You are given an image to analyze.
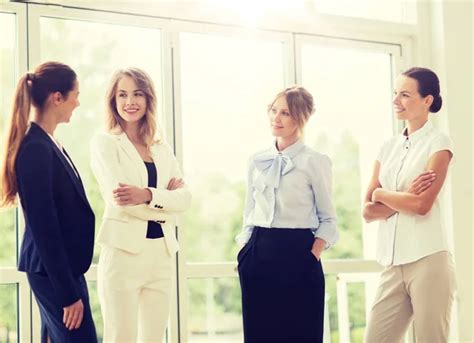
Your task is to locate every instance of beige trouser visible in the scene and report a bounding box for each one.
[365,251,456,343]
[98,238,173,343]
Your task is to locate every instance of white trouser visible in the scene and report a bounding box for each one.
[98,238,173,343]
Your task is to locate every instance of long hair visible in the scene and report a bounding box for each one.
[0,62,77,207]
[104,68,161,147]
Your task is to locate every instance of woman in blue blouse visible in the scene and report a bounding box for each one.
[236,86,339,342]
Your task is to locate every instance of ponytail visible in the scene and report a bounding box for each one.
[0,74,32,207]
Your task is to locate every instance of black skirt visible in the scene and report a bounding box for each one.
[238,227,325,343]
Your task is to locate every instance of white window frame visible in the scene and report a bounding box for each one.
[0,2,424,342]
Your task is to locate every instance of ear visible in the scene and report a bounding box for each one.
[50,91,63,106]
[424,94,434,108]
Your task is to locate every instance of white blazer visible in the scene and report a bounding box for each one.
[90,132,191,255]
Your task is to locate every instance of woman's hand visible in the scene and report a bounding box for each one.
[406,170,436,195]
[113,183,152,205]
[311,238,326,261]
[63,299,84,330]
[167,177,185,190]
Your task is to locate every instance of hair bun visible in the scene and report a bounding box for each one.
[430,95,442,113]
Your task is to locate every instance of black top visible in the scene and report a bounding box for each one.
[144,161,164,239]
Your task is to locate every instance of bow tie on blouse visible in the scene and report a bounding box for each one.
[253,151,295,189]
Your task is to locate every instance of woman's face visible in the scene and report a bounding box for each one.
[57,80,80,124]
[115,76,147,124]
[268,96,299,141]
[392,75,432,121]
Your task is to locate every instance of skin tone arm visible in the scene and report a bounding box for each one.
[113,178,185,206]
[363,161,439,222]
[363,161,398,223]
[372,150,452,215]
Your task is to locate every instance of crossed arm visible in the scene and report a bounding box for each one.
[363,150,452,223]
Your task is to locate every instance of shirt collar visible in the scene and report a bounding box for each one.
[400,121,433,144]
[270,138,306,158]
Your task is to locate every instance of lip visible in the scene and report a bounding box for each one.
[124,108,139,114]
[272,124,283,129]
[394,107,405,112]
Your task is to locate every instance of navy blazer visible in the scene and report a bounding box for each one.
[16,122,95,307]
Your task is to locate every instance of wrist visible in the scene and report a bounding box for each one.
[143,188,152,204]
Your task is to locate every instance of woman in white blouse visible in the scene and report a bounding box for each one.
[236,86,339,342]
[363,67,456,343]
[90,68,191,342]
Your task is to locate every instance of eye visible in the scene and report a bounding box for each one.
[282,111,290,116]
[118,93,126,98]
[271,108,277,114]
[135,92,144,97]
[402,93,410,98]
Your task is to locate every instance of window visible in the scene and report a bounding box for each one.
[297,35,399,338]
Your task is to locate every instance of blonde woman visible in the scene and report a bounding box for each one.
[236,86,339,342]
[90,68,191,342]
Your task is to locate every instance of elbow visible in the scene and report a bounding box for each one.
[362,205,374,223]
[415,202,433,216]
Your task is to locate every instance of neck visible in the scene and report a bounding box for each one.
[276,134,300,151]
[31,110,58,135]
[123,122,142,145]
[405,116,429,136]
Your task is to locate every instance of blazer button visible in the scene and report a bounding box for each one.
[154,205,158,208]
[158,206,163,209]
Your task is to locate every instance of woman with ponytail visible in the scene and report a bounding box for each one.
[363,67,456,342]
[0,62,97,342]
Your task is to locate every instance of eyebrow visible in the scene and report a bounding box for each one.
[117,89,144,93]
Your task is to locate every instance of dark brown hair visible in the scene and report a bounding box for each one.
[0,62,77,206]
[403,67,442,113]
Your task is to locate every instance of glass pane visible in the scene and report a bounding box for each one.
[0,12,18,268]
[187,278,243,342]
[315,0,417,24]
[40,17,163,263]
[0,284,18,342]
[180,32,285,262]
[87,281,103,342]
[301,43,394,260]
[326,273,381,343]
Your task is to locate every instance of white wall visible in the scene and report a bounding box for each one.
[417,0,473,341]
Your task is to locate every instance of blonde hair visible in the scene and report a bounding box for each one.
[269,86,315,132]
[1,62,77,207]
[105,68,161,146]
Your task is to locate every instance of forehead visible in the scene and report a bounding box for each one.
[395,75,419,92]
[117,75,139,90]
[272,95,288,109]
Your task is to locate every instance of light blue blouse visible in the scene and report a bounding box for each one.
[236,139,339,248]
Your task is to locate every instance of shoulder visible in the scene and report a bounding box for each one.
[91,132,119,149]
[300,146,331,167]
[16,138,53,169]
[152,140,173,155]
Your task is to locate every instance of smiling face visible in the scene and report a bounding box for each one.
[268,95,300,141]
[392,75,432,121]
[115,75,147,126]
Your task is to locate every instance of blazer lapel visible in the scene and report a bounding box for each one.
[29,123,91,207]
[115,133,148,187]
[50,143,90,205]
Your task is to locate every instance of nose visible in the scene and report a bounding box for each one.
[392,94,400,105]
[126,95,135,105]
